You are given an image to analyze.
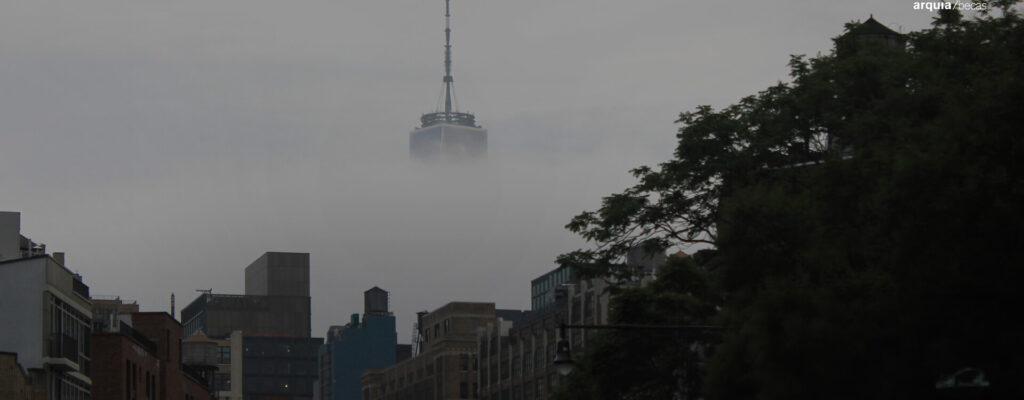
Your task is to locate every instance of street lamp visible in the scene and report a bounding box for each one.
[553,336,575,376]
[553,323,720,376]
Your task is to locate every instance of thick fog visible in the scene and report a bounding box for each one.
[0,0,936,339]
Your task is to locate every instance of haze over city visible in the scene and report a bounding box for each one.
[0,0,938,341]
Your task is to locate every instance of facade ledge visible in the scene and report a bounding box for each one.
[67,370,92,385]
[42,356,78,371]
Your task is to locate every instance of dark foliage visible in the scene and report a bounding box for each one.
[557,6,1024,399]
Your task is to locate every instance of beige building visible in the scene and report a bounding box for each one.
[479,267,612,400]
[362,302,506,400]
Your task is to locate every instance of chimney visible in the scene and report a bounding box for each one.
[53,252,65,265]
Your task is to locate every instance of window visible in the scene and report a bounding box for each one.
[125,360,131,400]
[215,373,231,390]
[585,291,595,319]
[217,346,231,364]
[459,354,468,371]
[434,324,440,338]
[460,382,469,398]
[444,319,451,333]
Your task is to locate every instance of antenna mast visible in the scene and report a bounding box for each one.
[443,0,454,122]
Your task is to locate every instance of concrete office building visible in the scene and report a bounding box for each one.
[181,251,323,399]
[318,287,399,400]
[242,336,323,399]
[0,211,93,400]
[410,0,487,160]
[362,302,518,400]
[181,252,312,338]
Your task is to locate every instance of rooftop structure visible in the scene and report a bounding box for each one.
[318,288,399,400]
[182,252,312,338]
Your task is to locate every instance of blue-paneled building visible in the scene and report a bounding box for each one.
[317,287,399,400]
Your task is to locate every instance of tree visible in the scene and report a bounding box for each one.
[552,251,721,400]
[557,6,1024,399]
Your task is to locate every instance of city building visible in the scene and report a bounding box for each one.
[182,252,312,338]
[0,211,47,262]
[131,312,211,400]
[90,297,215,400]
[318,287,399,400]
[0,211,93,400]
[90,319,162,400]
[241,335,322,399]
[479,266,614,400]
[204,330,243,400]
[0,352,45,400]
[362,302,509,400]
[91,296,140,332]
[409,0,487,160]
[181,251,322,399]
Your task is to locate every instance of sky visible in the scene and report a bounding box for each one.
[1,1,941,340]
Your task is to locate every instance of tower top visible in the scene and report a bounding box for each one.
[420,0,478,128]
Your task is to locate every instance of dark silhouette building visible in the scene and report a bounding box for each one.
[318,287,399,400]
[180,251,322,399]
[181,252,312,338]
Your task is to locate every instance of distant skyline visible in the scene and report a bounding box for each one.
[0,1,942,340]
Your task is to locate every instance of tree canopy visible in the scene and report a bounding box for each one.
[556,6,1023,399]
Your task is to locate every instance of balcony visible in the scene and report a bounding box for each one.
[44,333,79,371]
[72,278,90,298]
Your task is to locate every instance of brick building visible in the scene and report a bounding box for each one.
[90,324,162,400]
[131,312,210,400]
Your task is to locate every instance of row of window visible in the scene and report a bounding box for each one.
[53,373,90,400]
[421,318,452,344]
[481,374,560,400]
[480,346,555,387]
[125,359,156,400]
[50,295,92,366]
[531,268,572,297]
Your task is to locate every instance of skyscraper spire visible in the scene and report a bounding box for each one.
[443,0,454,121]
[410,0,487,160]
